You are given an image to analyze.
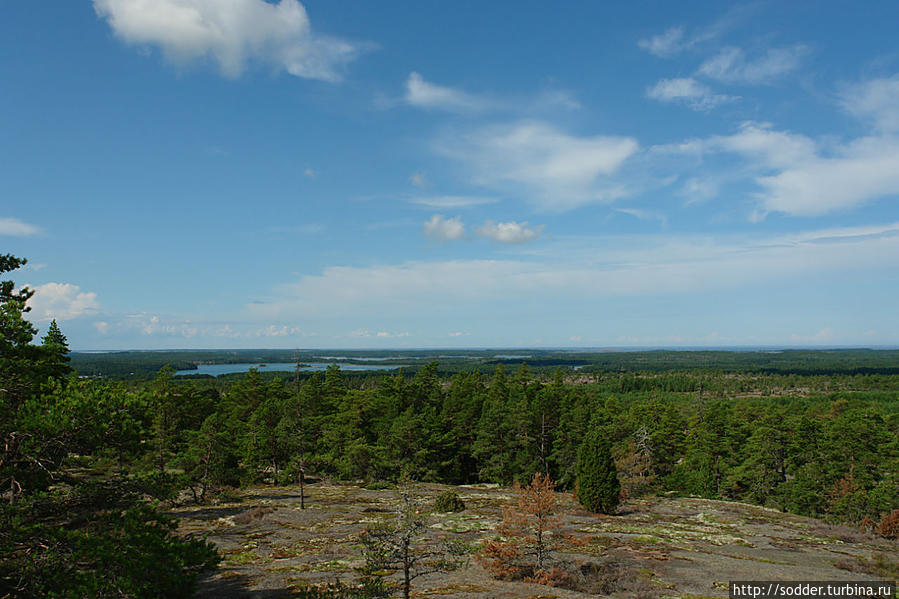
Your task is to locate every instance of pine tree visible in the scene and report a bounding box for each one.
[576,429,620,514]
[361,486,466,599]
[39,319,72,382]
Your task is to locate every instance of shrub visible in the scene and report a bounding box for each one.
[876,508,899,539]
[434,490,465,512]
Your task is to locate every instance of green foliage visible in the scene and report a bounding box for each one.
[39,319,72,382]
[177,411,243,501]
[0,483,219,598]
[576,430,620,514]
[434,490,465,512]
[364,481,395,490]
[0,256,219,598]
[1,255,77,499]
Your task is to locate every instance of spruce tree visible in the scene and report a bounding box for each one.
[576,429,620,514]
[39,319,72,382]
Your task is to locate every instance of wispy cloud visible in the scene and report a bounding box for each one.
[698,45,807,84]
[646,77,736,110]
[376,331,410,338]
[251,223,899,320]
[0,217,41,237]
[405,72,490,112]
[679,178,719,206]
[410,172,427,188]
[614,208,668,226]
[665,120,899,217]
[411,195,497,209]
[754,136,899,218]
[423,214,465,241]
[638,26,688,57]
[840,74,899,133]
[436,121,638,211]
[403,72,579,115]
[101,313,313,340]
[532,89,581,111]
[475,220,544,244]
[93,0,363,81]
[638,6,759,58]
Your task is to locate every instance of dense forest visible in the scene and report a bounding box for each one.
[70,347,899,379]
[2,254,898,597]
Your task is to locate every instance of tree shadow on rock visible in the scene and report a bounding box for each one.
[195,572,292,599]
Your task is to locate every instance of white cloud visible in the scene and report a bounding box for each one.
[411,195,497,209]
[718,75,899,216]
[405,72,488,112]
[257,324,302,337]
[646,77,735,110]
[437,121,638,211]
[402,73,579,115]
[679,178,718,206]
[0,217,41,237]
[638,27,687,57]
[423,214,465,241]
[304,168,317,178]
[668,122,899,217]
[102,314,311,340]
[698,45,806,84]
[93,0,361,81]
[448,331,470,337]
[475,220,544,244]
[755,136,899,217]
[708,122,817,168]
[249,222,899,320]
[840,75,899,133]
[376,331,410,338]
[26,283,100,321]
[134,314,198,338]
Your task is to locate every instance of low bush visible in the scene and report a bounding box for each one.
[364,481,394,491]
[876,508,899,539]
[434,490,465,512]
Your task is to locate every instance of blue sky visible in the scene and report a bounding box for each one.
[2,1,899,349]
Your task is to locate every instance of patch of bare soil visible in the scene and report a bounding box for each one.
[175,483,897,598]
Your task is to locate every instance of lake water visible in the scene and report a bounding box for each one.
[175,362,403,376]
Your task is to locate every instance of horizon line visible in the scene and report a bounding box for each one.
[71,345,899,353]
